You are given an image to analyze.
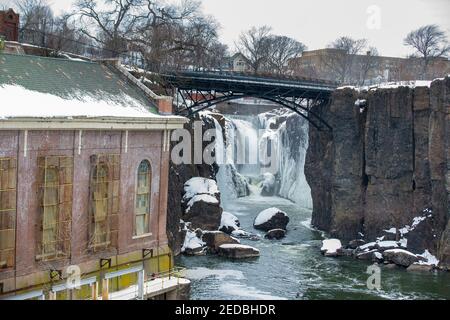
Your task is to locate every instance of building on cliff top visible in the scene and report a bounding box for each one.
[289,48,450,85]
[0,9,19,42]
[0,52,190,300]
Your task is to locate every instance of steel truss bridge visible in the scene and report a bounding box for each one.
[156,71,338,131]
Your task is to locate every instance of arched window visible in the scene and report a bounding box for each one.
[90,162,110,247]
[135,160,151,236]
[37,156,72,260]
[88,154,120,250]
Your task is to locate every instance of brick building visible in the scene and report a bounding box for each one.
[0,52,189,300]
[0,9,19,42]
[289,48,450,85]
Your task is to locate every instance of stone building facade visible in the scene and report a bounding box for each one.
[289,48,450,85]
[0,9,19,42]
[0,52,188,299]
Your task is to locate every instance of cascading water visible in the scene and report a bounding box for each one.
[215,109,312,209]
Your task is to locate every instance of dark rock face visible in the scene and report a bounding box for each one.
[183,199,223,231]
[167,115,218,256]
[264,229,286,240]
[306,77,450,268]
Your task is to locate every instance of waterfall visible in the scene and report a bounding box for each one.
[200,109,312,209]
[200,112,250,202]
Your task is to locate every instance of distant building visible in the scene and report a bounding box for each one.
[289,48,450,84]
[230,52,251,73]
[0,9,19,42]
[0,51,190,300]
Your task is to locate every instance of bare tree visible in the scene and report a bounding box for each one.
[404,24,450,79]
[15,0,54,47]
[74,0,148,57]
[323,36,368,84]
[358,46,380,85]
[236,25,272,74]
[267,35,306,75]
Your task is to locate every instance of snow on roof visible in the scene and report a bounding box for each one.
[0,53,186,123]
[0,84,165,119]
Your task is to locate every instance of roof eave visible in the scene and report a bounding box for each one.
[0,116,189,130]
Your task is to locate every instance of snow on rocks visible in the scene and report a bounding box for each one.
[219,212,241,234]
[217,244,260,259]
[321,239,342,257]
[183,177,220,203]
[181,229,206,256]
[383,249,419,267]
[254,207,289,231]
[182,178,222,230]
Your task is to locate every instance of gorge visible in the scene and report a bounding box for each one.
[167,77,450,300]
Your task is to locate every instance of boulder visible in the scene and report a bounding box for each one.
[321,239,342,257]
[182,178,223,230]
[265,229,286,240]
[219,212,240,234]
[260,173,277,196]
[217,244,260,259]
[383,249,419,267]
[183,197,223,231]
[202,231,239,253]
[406,264,434,273]
[254,208,289,231]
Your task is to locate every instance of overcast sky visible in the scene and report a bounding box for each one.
[2,0,449,57]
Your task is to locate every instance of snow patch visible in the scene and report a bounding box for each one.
[321,239,342,255]
[416,250,439,266]
[181,230,205,253]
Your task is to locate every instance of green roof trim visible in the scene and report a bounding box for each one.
[0,53,158,114]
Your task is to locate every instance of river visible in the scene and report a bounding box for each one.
[177,111,449,300]
[177,187,450,300]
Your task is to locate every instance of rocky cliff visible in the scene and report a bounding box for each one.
[306,76,450,269]
[167,114,218,256]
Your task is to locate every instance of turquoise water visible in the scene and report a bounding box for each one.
[177,193,450,300]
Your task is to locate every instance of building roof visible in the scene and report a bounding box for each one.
[0,53,187,129]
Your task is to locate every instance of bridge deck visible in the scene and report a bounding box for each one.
[159,71,337,99]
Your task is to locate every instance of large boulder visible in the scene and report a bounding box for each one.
[182,178,222,230]
[254,207,289,231]
[217,244,260,259]
[265,229,286,240]
[219,212,240,234]
[383,249,419,267]
[320,239,342,257]
[202,231,239,253]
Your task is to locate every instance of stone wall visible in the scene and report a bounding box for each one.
[306,76,450,268]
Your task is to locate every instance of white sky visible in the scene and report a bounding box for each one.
[2,0,449,58]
